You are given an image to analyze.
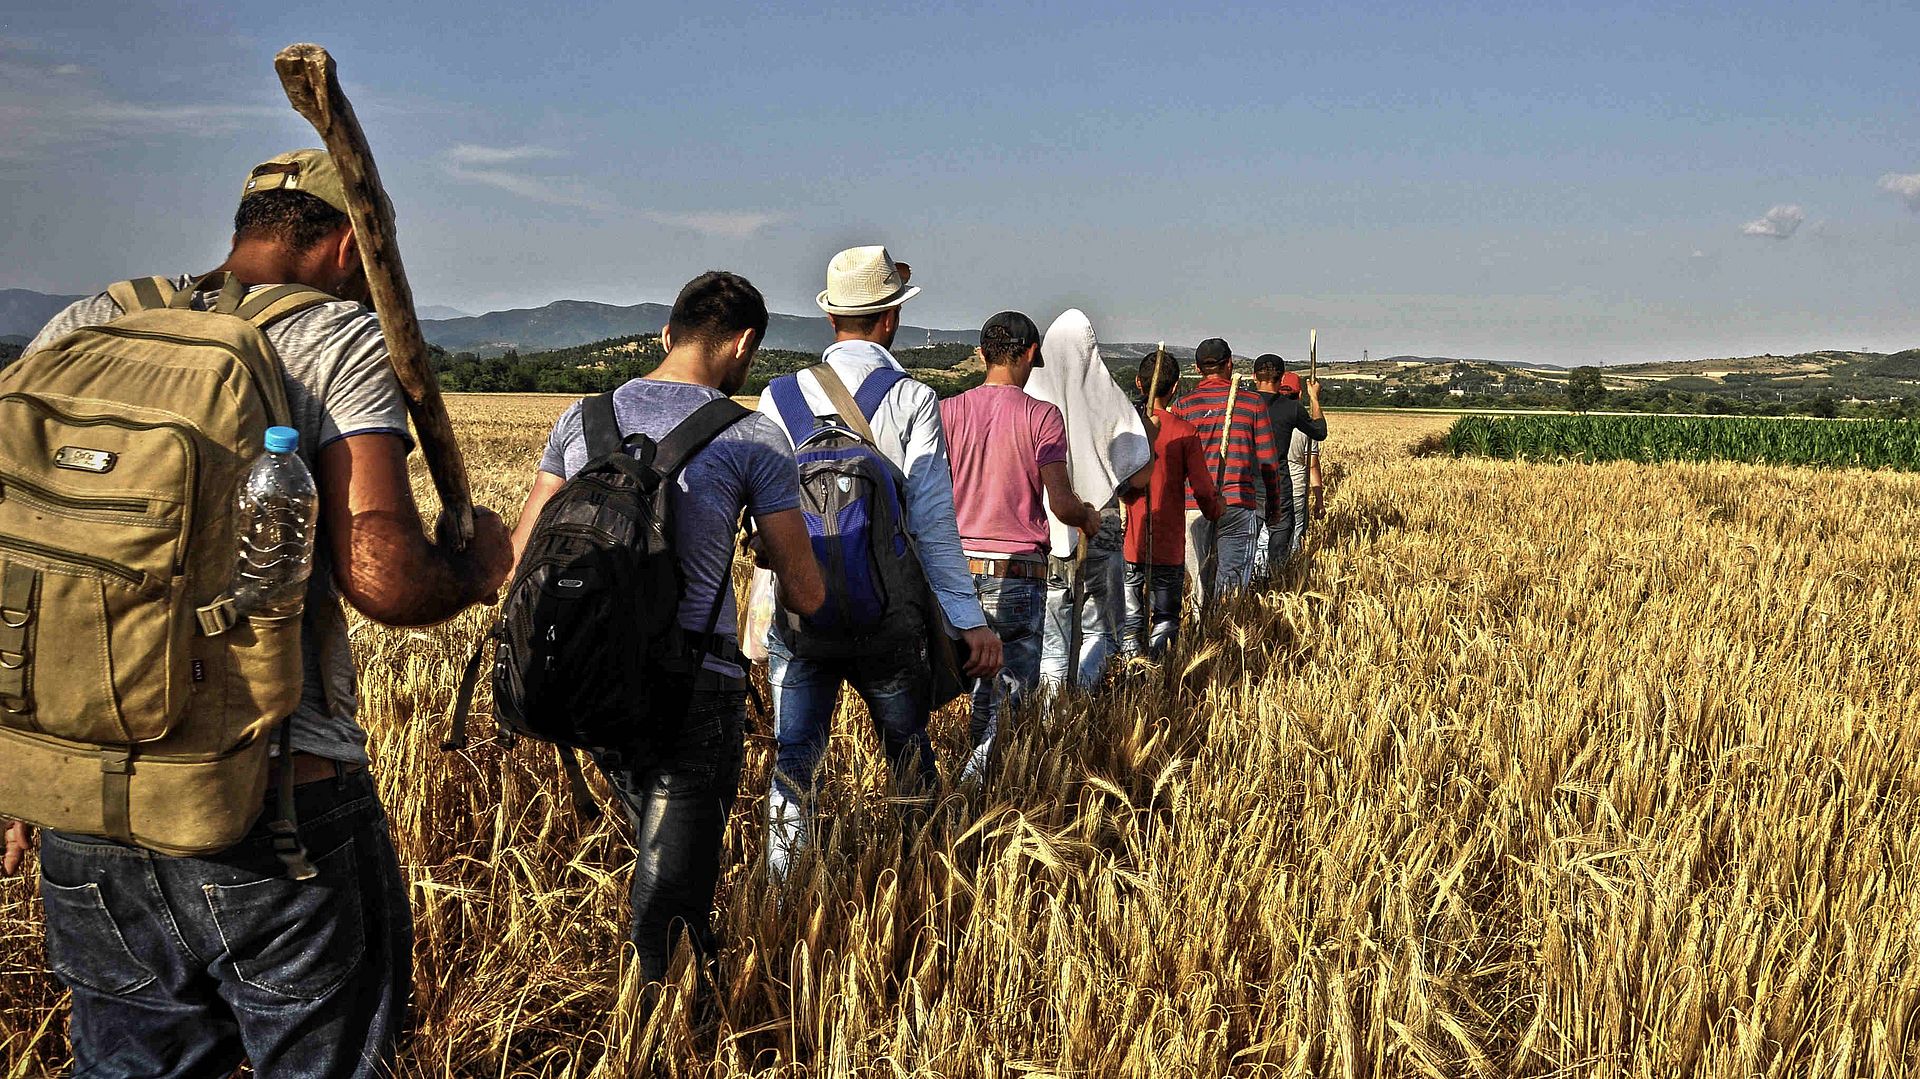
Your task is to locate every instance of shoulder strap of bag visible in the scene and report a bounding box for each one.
[653,397,751,477]
[106,277,179,314]
[235,284,338,329]
[853,366,908,420]
[767,373,818,443]
[810,362,881,446]
[582,391,623,459]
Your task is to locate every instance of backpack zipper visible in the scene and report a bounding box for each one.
[0,535,148,589]
[0,470,154,516]
[1,394,197,575]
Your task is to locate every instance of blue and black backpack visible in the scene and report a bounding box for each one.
[767,362,929,658]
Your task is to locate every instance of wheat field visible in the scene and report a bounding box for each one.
[3,401,1917,1077]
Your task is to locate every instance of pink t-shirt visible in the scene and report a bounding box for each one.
[940,383,1069,555]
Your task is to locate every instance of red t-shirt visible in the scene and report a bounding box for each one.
[940,383,1068,555]
[1123,409,1222,565]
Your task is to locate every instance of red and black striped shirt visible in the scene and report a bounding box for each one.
[1169,375,1282,512]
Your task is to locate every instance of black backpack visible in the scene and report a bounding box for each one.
[448,392,748,815]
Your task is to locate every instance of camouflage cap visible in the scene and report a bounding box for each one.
[240,149,350,216]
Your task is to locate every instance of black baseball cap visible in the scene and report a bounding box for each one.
[1195,338,1232,366]
[1252,353,1285,377]
[981,311,1042,364]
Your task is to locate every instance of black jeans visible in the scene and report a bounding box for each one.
[38,769,410,1079]
[591,674,747,983]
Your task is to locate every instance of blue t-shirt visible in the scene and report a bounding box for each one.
[538,379,800,664]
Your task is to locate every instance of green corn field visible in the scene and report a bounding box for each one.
[1442,414,1920,470]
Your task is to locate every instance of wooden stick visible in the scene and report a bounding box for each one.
[1310,328,1318,382]
[274,43,475,545]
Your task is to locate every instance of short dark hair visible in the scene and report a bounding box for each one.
[1137,350,1181,397]
[233,190,349,251]
[828,310,887,336]
[980,311,1040,365]
[668,271,768,347]
[1253,354,1285,378]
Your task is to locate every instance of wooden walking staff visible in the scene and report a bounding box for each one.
[274,43,476,545]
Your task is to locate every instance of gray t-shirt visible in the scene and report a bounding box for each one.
[538,379,800,674]
[20,276,413,764]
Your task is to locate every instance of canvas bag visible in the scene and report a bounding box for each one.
[0,273,332,860]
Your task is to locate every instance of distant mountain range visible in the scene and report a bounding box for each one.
[1,288,1913,403]
[422,299,977,356]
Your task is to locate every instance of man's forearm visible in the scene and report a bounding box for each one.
[338,511,490,627]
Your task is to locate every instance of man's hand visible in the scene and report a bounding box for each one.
[959,626,1003,678]
[1078,502,1101,542]
[1305,378,1323,416]
[1312,487,1326,520]
[460,506,514,604]
[3,820,33,875]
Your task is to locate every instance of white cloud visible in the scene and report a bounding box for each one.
[0,44,276,160]
[1879,172,1920,212]
[640,210,781,239]
[445,143,563,166]
[442,163,611,210]
[438,147,777,236]
[1740,204,1805,239]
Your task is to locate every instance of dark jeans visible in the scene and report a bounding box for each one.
[591,674,747,984]
[39,769,410,1079]
[967,573,1046,760]
[1122,563,1186,659]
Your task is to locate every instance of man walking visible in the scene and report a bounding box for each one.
[1122,352,1223,658]
[941,312,1101,776]
[1170,339,1284,612]
[1,149,514,1076]
[511,271,824,982]
[755,247,1001,875]
[1251,355,1327,576]
[1281,373,1326,557]
[1026,310,1151,692]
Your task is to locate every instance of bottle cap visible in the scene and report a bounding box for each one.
[264,426,300,454]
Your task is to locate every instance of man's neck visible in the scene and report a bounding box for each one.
[982,366,1021,387]
[644,349,721,389]
[834,332,891,348]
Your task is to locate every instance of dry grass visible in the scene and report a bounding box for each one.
[4,402,1917,1077]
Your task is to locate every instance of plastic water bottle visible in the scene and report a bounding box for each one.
[229,426,318,618]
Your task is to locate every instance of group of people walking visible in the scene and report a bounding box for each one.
[0,148,1325,1076]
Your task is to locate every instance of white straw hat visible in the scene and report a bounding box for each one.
[816,245,922,316]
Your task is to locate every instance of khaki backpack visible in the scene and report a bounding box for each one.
[0,272,336,863]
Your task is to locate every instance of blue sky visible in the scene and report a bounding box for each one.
[3,0,1917,363]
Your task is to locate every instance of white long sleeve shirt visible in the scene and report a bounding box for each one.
[757,339,988,632]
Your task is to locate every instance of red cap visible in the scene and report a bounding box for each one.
[1278,372,1303,398]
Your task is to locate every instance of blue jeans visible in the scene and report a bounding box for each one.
[765,621,932,875]
[1040,510,1125,690]
[1184,505,1262,613]
[591,675,746,983]
[968,573,1046,755]
[1122,563,1186,659]
[39,769,410,1078]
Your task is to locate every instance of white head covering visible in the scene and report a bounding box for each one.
[1026,309,1152,558]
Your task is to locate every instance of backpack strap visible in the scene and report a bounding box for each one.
[767,373,818,444]
[853,366,909,421]
[235,284,338,329]
[652,397,751,477]
[810,363,881,446]
[106,277,178,314]
[582,391,624,460]
[167,272,247,315]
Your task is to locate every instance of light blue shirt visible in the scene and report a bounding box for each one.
[756,339,988,632]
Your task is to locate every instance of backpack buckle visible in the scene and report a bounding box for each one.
[196,597,239,637]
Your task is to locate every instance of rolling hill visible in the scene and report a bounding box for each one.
[422,299,976,356]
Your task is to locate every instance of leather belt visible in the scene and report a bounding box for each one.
[289,752,368,787]
[968,557,1047,580]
